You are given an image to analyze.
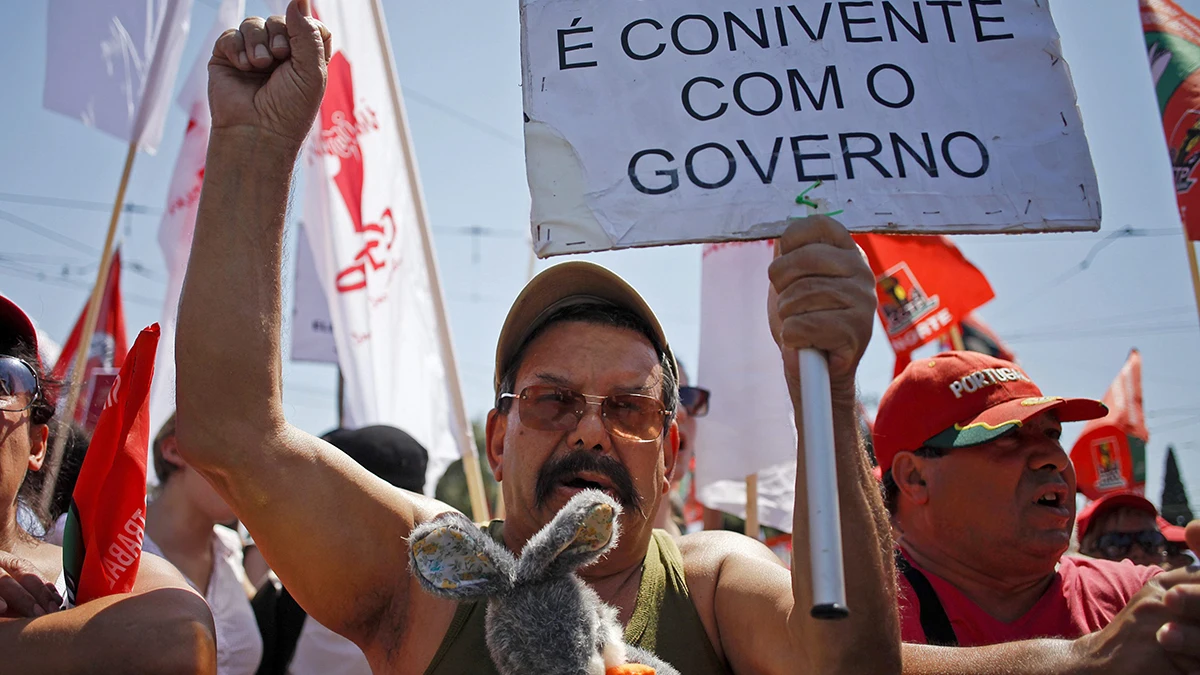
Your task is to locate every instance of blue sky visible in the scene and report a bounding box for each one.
[2,0,1199,509]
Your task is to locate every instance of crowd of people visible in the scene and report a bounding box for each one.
[2,1,1200,673]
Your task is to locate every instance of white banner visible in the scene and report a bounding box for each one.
[521,0,1100,256]
[694,240,797,532]
[290,226,338,364]
[148,0,243,461]
[44,0,193,154]
[303,0,472,495]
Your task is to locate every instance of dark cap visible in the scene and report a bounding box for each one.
[0,294,38,353]
[493,261,676,394]
[322,425,429,493]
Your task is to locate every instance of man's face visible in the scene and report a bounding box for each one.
[910,411,1074,574]
[487,321,677,533]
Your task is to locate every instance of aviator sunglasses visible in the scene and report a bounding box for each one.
[499,385,669,442]
[0,355,40,414]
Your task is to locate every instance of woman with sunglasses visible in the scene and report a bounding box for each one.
[0,294,217,673]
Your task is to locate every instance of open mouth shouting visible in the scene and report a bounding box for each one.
[1030,482,1071,520]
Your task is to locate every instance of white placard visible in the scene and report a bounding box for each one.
[521,0,1100,256]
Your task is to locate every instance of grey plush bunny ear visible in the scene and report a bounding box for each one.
[409,511,516,601]
[516,489,622,584]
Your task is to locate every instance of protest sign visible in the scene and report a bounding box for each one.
[521,0,1100,255]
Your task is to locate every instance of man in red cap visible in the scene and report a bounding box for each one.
[1076,491,1170,568]
[875,351,1200,671]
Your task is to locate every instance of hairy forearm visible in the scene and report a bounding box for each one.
[903,640,1085,675]
[788,393,900,673]
[176,129,299,465]
[0,589,216,674]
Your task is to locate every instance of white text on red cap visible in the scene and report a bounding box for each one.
[949,368,1030,399]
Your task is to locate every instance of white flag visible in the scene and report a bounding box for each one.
[303,0,473,495]
[290,227,339,365]
[694,241,797,532]
[147,0,243,459]
[44,0,193,154]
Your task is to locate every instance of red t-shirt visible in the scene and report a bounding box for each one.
[898,550,1162,646]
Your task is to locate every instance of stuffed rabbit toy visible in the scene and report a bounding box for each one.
[409,489,680,675]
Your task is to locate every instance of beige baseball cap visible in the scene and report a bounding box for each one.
[493,261,677,395]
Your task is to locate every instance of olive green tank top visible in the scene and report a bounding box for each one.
[423,524,730,675]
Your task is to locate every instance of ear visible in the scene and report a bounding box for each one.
[160,435,188,473]
[891,452,930,508]
[662,420,680,495]
[516,489,620,583]
[27,424,48,472]
[408,511,516,601]
[485,408,506,482]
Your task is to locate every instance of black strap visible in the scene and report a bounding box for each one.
[252,580,310,675]
[896,552,959,647]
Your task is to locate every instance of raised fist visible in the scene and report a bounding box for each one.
[209,0,332,146]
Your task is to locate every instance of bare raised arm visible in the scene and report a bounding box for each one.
[175,0,445,645]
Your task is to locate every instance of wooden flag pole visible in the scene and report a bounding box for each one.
[948,325,966,351]
[369,0,489,522]
[1186,240,1200,325]
[744,473,759,538]
[41,140,137,514]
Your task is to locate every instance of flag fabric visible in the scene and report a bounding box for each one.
[301,1,472,494]
[53,251,129,432]
[147,0,244,453]
[289,228,339,364]
[940,312,1017,362]
[694,241,797,532]
[62,325,159,606]
[1142,0,1200,241]
[43,0,194,154]
[1070,350,1149,501]
[852,234,995,375]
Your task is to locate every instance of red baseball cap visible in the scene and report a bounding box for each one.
[0,293,37,352]
[1075,491,1158,540]
[873,352,1107,473]
[1158,516,1189,544]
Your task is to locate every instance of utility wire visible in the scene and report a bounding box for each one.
[0,209,102,255]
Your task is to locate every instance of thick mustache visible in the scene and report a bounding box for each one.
[535,451,641,512]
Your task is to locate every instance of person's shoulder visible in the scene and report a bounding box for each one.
[1059,554,1162,597]
[678,530,787,577]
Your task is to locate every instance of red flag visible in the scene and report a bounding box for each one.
[61,325,159,605]
[1142,0,1200,241]
[852,234,994,375]
[940,312,1017,362]
[53,250,128,431]
[1070,350,1149,501]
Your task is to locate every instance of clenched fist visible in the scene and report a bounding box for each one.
[209,0,332,146]
[767,216,876,402]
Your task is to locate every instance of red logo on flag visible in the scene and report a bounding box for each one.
[876,262,939,337]
[1167,109,1200,194]
[315,51,396,295]
[1091,436,1128,492]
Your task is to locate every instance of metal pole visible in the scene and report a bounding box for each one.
[798,349,849,619]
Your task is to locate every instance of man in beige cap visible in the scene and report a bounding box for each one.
[175,3,898,673]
